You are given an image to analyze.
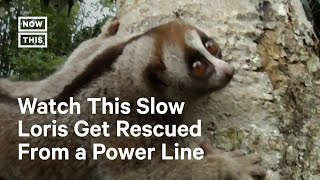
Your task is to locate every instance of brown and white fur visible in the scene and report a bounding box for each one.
[0,19,266,180]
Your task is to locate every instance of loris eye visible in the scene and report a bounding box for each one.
[205,40,218,55]
[192,61,207,76]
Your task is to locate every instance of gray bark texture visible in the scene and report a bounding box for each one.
[115,0,320,179]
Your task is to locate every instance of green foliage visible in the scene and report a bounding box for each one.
[72,16,110,48]
[72,0,115,48]
[0,0,114,80]
[10,49,65,80]
[99,0,115,8]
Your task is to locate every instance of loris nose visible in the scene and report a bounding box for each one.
[225,66,234,81]
[206,55,234,82]
[215,60,234,81]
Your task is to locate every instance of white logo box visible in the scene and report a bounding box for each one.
[18,33,47,48]
[18,16,47,32]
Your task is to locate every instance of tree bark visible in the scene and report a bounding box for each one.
[115,0,320,179]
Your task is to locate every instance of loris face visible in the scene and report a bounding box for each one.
[144,21,234,99]
[0,20,233,103]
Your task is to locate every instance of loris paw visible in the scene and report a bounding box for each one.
[200,141,266,180]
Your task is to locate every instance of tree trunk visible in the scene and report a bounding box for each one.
[115,0,320,179]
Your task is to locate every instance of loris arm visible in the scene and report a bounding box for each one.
[0,17,120,101]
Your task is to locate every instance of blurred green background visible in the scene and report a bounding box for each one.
[0,0,115,80]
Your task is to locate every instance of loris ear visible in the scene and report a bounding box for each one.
[144,60,170,93]
[99,17,120,38]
